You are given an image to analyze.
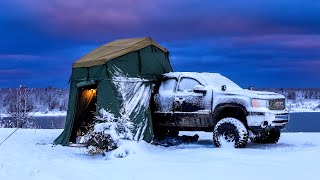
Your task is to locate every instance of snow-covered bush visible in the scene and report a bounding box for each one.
[82,109,133,156]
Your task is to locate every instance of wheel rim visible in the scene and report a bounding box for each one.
[223,129,236,142]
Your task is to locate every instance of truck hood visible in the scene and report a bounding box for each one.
[220,89,285,99]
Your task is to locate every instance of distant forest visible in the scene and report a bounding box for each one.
[0,87,69,114]
[0,87,320,114]
[257,88,320,100]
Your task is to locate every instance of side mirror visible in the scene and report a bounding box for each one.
[248,86,253,90]
[193,85,207,94]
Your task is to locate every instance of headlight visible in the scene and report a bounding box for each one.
[252,99,268,108]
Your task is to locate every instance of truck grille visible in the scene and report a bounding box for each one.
[269,99,285,110]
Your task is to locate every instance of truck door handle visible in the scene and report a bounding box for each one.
[175,97,185,101]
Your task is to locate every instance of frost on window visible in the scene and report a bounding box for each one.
[178,78,200,92]
[157,78,177,112]
[159,78,176,92]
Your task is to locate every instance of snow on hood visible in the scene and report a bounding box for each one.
[220,89,285,99]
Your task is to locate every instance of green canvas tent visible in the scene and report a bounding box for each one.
[54,37,173,145]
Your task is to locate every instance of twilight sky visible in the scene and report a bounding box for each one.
[0,0,320,88]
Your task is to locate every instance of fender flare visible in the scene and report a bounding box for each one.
[212,103,248,122]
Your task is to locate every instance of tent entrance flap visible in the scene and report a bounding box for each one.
[70,84,97,142]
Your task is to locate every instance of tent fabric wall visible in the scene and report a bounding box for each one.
[96,80,121,116]
[140,46,171,75]
[53,82,79,145]
[54,39,173,146]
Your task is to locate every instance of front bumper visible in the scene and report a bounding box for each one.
[246,109,289,130]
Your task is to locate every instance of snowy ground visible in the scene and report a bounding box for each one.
[0,111,67,118]
[0,129,319,180]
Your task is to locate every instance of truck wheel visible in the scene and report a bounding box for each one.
[213,118,249,148]
[252,129,281,144]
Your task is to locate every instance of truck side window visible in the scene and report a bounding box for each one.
[178,78,201,92]
[159,78,177,92]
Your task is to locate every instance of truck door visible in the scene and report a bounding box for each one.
[174,77,211,127]
[153,77,177,126]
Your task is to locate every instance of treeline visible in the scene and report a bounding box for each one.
[0,87,69,114]
[1,87,320,114]
[257,88,320,100]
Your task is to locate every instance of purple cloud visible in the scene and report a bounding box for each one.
[232,35,320,50]
[12,0,152,39]
[0,54,43,61]
[0,69,33,76]
[10,0,320,41]
[1,0,320,87]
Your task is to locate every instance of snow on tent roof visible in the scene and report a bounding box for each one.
[73,37,168,68]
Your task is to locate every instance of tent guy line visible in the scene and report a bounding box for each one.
[0,90,62,147]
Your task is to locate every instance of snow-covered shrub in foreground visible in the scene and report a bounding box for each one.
[81,109,133,157]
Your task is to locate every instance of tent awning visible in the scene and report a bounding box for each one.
[73,37,168,68]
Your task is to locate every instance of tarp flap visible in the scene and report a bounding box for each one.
[76,80,96,88]
[111,69,154,142]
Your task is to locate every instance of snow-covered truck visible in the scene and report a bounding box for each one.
[151,72,289,148]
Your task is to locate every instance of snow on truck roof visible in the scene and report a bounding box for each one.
[164,72,221,78]
[164,72,242,90]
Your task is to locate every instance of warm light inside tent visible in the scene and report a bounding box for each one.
[82,89,97,100]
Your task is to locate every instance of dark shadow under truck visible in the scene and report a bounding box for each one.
[151,72,289,148]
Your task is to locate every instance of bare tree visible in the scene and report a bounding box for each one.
[44,86,61,112]
[6,86,33,128]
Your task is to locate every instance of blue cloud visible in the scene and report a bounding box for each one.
[0,0,320,88]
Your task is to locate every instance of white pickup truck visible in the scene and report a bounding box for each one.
[151,72,289,148]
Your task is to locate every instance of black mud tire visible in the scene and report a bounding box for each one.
[252,129,281,144]
[213,118,249,148]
